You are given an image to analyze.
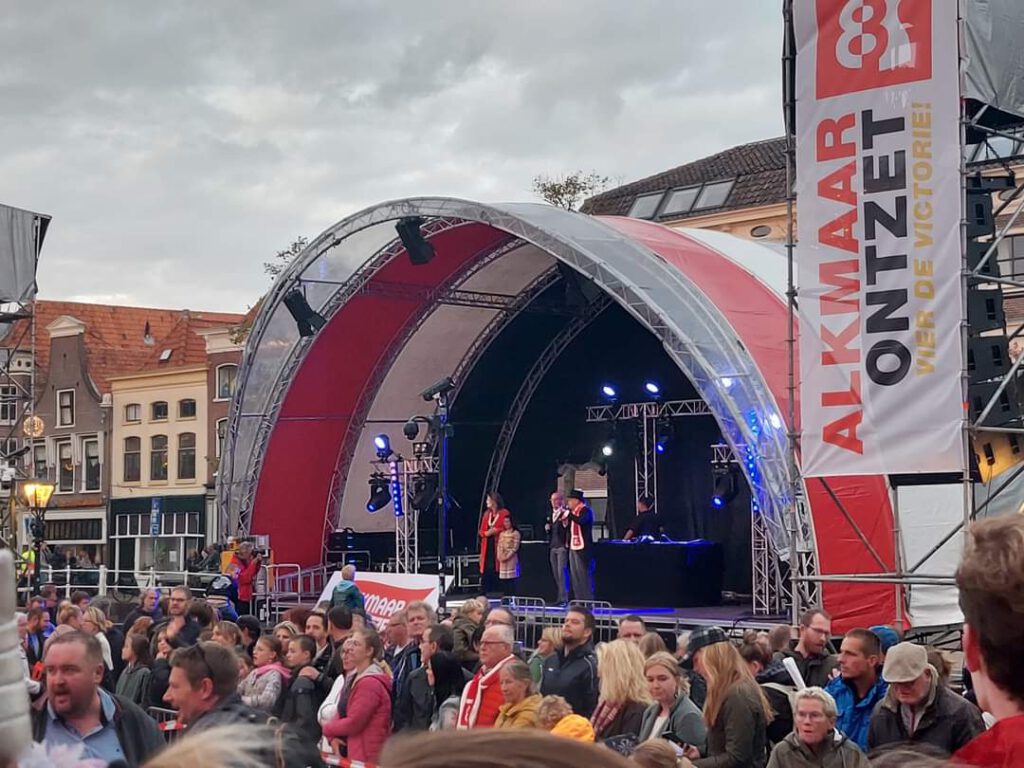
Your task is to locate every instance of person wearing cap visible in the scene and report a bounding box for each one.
[823,628,887,751]
[680,627,772,767]
[952,514,1024,767]
[564,489,595,601]
[867,641,984,756]
[868,625,900,658]
[766,687,868,768]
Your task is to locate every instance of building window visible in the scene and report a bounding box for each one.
[150,435,168,481]
[216,364,238,401]
[660,186,701,217]
[0,385,17,425]
[83,438,100,491]
[57,389,75,427]
[177,432,196,480]
[178,399,197,419]
[216,418,228,458]
[57,440,74,493]
[750,224,773,238]
[124,437,141,482]
[125,403,141,422]
[627,192,664,220]
[693,179,735,210]
[0,437,17,465]
[33,443,46,479]
[151,401,168,421]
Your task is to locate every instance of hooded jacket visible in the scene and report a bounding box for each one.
[766,731,869,768]
[823,674,887,751]
[867,669,985,756]
[321,663,393,763]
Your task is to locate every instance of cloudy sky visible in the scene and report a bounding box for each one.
[1,2,784,313]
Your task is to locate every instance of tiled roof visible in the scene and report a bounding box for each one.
[136,312,245,372]
[582,137,788,218]
[1,300,243,393]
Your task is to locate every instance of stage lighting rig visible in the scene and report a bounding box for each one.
[366,473,391,512]
[283,287,327,338]
[374,434,393,460]
[644,381,661,397]
[396,217,436,266]
[420,376,455,402]
[711,467,738,509]
[600,440,615,458]
[600,384,618,400]
[655,418,672,454]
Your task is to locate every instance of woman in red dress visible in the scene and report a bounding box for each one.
[478,491,510,596]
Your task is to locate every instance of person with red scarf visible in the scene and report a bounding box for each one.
[566,489,594,601]
[478,491,510,596]
[457,624,516,729]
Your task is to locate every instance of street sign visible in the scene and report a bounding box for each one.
[150,497,162,537]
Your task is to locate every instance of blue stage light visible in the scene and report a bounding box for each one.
[601,384,618,399]
[655,442,666,454]
[711,496,725,509]
[720,376,734,389]
[644,381,661,396]
[374,434,392,460]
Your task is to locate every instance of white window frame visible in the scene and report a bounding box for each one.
[57,389,76,428]
[81,437,101,493]
[55,438,74,493]
[32,443,47,479]
[215,364,238,402]
[0,384,17,425]
[125,403,141,423]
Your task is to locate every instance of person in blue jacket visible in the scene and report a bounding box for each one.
[825,628,887,750]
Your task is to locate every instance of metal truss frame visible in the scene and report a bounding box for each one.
[224,198,806,585]
[586,399,715,508]
[0,302,36,548]
[369,455,440,573]
[478,293,612,511]
[318,236,522,560]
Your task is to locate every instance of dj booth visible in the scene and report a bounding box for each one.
[516,538,723,607]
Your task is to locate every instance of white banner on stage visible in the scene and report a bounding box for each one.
[795,0,964,477]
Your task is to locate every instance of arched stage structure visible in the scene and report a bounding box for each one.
[219,198,904,630]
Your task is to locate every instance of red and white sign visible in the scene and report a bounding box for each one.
[795,0,963,476]
[317,571,440,632]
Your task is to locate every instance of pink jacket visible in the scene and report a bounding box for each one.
[321,665,393,763]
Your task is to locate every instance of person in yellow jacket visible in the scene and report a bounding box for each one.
[495,659,542,729]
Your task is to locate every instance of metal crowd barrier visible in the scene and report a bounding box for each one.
[148,706,185,743]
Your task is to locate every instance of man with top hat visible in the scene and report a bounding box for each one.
[867,641,984,756]
[565,489,594,602]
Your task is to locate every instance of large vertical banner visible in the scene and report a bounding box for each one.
[796,0,963,476]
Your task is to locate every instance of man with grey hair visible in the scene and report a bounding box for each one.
[546,490,570,605]
[767,687,869,767]
[456,624,515,729]
[868,641,984,756]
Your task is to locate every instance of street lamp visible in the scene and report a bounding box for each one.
[22,479,55,596]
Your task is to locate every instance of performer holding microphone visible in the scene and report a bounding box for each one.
[547,491,570,605]
[479,491,510,596]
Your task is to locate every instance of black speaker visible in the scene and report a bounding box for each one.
[396,218,436,266]
[969,335,1012,381]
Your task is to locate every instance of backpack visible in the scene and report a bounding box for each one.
[330,580,365,612]
[762,682,796,745]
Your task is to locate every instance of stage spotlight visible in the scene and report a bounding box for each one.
[284,288,327,338]
[655,419,672,454]
[366,474,391,513]
[411,475,438,510]
[396,217,436,266]
[374,434,393,460]
[403,419,420,440]
[644,381,661,397]
[720,376,734,390]
[768,413,783,430]
[601,384,618,400]
[601,441,615,458]
[420,376,455,402]
[711,469,739,509]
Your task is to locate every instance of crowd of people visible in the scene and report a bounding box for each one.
[9,513,1024,768]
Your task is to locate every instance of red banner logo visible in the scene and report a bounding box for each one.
[816,0,932,98]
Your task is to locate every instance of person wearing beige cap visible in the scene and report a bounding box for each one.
[867,641,984,756]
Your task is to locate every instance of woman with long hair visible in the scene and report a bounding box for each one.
[81,605,115,687]
[591,639,652,740]
[211,619,244,650]
[684,635,773,767]
[496,514,522,596]
[638,652,705,748]
[478,491,511,595]
[116,632,154,706]
[528,627,563,683]
[238,634,291,712]
[322,627,392,763]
